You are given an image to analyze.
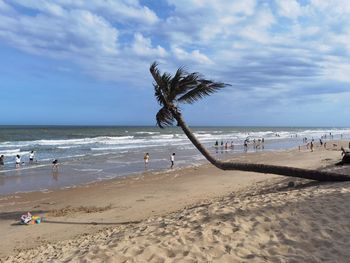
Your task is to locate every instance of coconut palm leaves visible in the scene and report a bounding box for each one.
[150,61,229,128]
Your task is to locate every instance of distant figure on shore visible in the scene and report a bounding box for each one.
[144,153,150,168]
[319,139,323,146]
[244,140,248,152]
[170,153,175,169]
[0,155,4,165]
[15,154,21,168]
[29,151,35,163]
[261,137,265,149]
[52,159,59,170]
[310,141,314,152]
[230,141,234,149]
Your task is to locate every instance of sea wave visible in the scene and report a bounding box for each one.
[135,131,160,135]
[0,149,30,157]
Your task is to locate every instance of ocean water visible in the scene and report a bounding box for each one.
[0,126,349,195]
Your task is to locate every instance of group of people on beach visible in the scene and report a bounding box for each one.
[214,138,265,153]
[299,133,350,152]
[143,152,176,169]
[0,151,59,170]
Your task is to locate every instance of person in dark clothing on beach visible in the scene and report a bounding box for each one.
[0,155,4,165]
[170,153,175,168]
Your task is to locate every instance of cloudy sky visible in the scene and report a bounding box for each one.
[1,0,350,126]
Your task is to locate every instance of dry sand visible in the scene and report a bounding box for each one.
[1,141,350,262]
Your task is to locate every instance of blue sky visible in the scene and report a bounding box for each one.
[1,0,350,126]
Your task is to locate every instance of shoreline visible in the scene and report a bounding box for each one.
[1,141,349,261]
[0,138,329,196]
[1,126,348,196]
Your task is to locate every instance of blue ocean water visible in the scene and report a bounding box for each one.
[0,126,349,195]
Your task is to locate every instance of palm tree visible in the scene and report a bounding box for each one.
[150,61,350,182]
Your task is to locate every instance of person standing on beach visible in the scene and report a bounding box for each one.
[15,154,21,168]
[214,140,219,153]
[170,153,175,168]
[310,141,314,152]
[144,153,150,168]
[52,159,59,170]
[0,155,4,166]
[29,151,35,163]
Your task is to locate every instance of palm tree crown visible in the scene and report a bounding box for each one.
[150,62,230,128]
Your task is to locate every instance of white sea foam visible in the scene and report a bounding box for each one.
[4,136,136,148]
[0,149,30,157]
[0,149,21,155]
[57,146,81,149]
[0,163,49,174]
[135,131,160,135]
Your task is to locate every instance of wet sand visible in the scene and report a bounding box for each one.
[1,141,349,262]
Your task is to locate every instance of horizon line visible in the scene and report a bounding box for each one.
[0,124,349,129]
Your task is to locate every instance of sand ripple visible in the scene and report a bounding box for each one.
[5,179,350,263]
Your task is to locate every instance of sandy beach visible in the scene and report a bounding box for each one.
[1,141,350,262]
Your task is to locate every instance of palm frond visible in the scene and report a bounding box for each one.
[169,66,187,100]
[156,107,175,128]
[150,62,163,87]
[150,62,175,106]
[154,84,165,106]
[161,72,172,97]
[177,80,229,104]
[175,72,200,95]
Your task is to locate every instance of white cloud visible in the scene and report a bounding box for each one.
[9,0,159,25]
[0,0,15,13]
[275,0,303,19]
[172,46,212,65]
[0,8,119,58]
[166,0,256,16]
[131,33,167,58]
[1,0,350,100]
[322,56,350,82]
[238,7,276,43]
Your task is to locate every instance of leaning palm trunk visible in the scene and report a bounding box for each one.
[150,61,350,182]
[172,109,350,182]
